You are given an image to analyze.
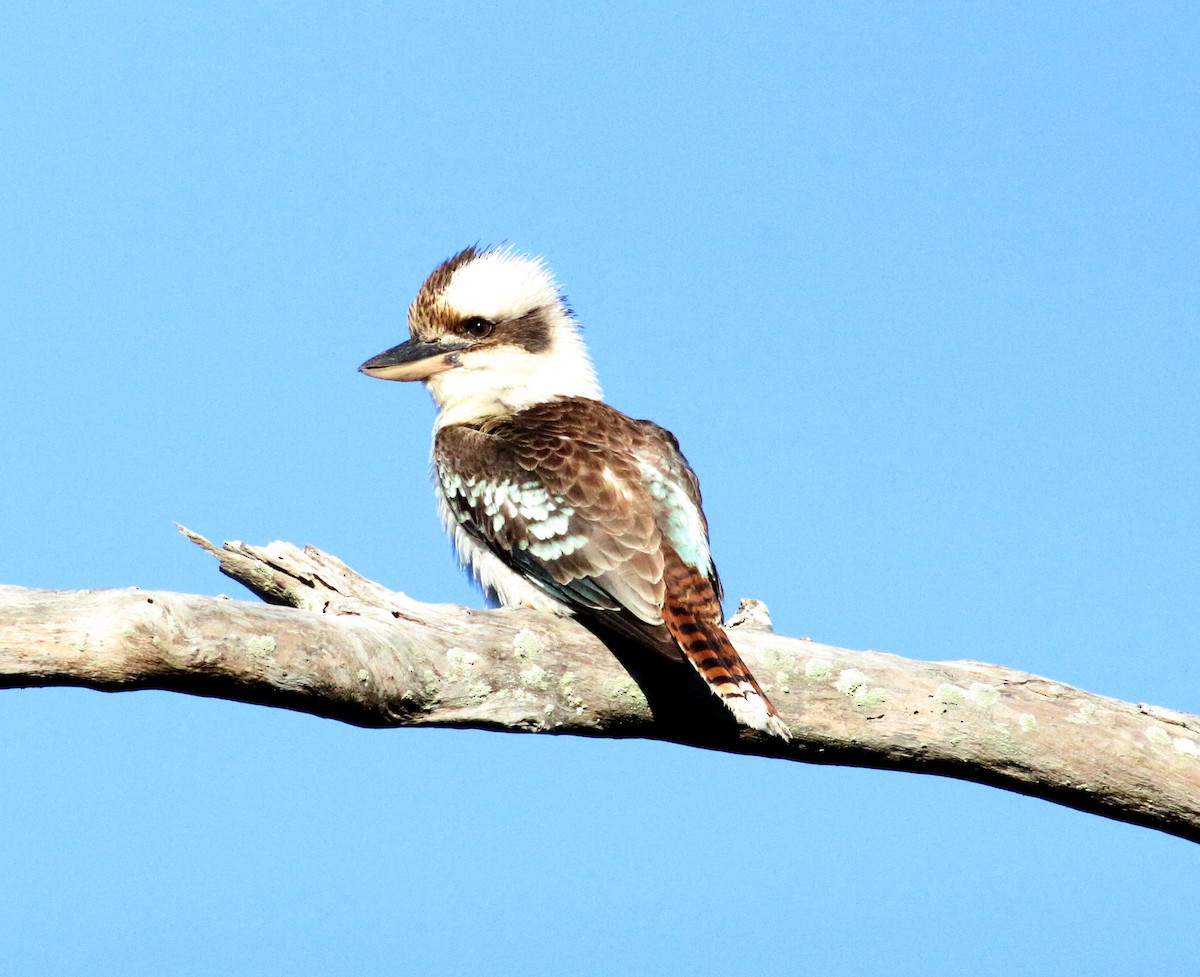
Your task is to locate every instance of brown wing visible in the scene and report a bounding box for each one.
[434,398,681,658]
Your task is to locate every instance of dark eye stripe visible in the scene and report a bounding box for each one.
[447,307,553,353]
[505,308,552,353]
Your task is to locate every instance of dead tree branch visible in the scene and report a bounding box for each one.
[1,529,1197,843]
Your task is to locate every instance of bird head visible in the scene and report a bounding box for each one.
[360,246,601,427]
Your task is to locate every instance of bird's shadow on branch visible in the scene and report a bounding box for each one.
[575,619,753,749]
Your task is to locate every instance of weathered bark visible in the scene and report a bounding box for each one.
[1,528,1198,843]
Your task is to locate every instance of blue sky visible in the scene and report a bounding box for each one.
[2,2,1198,974]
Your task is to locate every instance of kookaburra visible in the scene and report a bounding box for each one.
[359,246,789,739]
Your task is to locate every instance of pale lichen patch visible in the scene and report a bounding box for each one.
[356,668,370,684]
[513,628,547,658]
[559,670,584,710]
[934,684,966,706]
[446,647,481,668]
[445,648,484,696]
[968,683,1001,708]
[1142,724,1200,758]
[519,663,549,690]
[835,669,888,709]
[835,669,867,696]
[1067,702,1099,725]
[1018,713,1037,732]
[1145,725,1172,746]
[492,685,534,704]
[421,669,440,696]
[246,635,276,658]
[759,645,794,673]
[804,659,833,680]
[602,675,645,706]
[1173,737,1200,759]
[464,682,493,701]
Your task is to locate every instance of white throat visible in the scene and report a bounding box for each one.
[425,308,602,428]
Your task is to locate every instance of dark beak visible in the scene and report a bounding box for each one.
[358,338,470,382]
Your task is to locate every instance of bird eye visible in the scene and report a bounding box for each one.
[461,316,495,339]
